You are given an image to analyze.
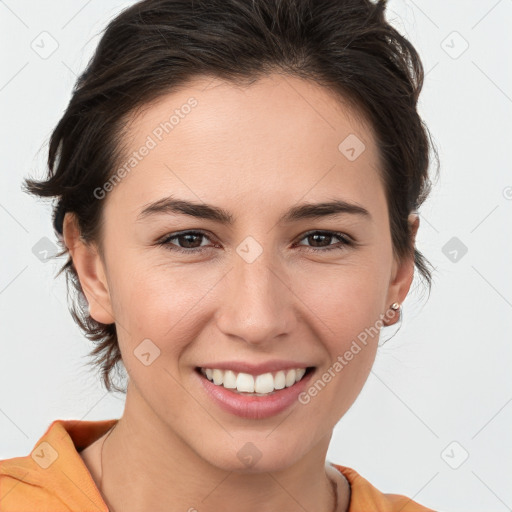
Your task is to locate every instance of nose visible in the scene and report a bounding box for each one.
[215,245,295,347]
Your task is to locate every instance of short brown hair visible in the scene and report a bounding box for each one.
[23,0,439,393]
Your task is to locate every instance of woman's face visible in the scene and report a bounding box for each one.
[69,73,416,472]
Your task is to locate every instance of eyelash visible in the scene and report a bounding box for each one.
[157,230,355,254]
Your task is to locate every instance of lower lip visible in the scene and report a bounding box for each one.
[195,368,315,420]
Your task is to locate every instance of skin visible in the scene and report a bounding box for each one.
[65,72,419,512]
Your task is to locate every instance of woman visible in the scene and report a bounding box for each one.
[0,0,439,510]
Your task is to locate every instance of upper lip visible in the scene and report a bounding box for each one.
[196,360,314,375]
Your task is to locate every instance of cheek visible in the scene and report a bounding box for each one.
[296,257,387,338]
[297,327,379,439]
[293,265,385,422]
[110,246,388,352]
[108,255,219,357]
[110,240,387,370]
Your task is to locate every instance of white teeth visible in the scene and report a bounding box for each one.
[223,370,237,389]
[285,369,296,387]
[254,373,274,394]
[212,369,224,386]
[274,370,286,390]
[200,367,309,395]
[236,372,254,392]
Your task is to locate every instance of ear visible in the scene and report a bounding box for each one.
[62,212,115,324]
[383,213,420,326]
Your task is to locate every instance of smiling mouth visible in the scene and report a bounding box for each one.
[195,366,315,396]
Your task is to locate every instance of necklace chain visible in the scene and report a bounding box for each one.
[99,424,117,512]
[98,425,339,512]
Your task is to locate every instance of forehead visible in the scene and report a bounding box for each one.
[107,73,385,221]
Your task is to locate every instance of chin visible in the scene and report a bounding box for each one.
[196,434,311,474]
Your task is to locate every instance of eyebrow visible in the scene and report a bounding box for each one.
[136,197,371,224]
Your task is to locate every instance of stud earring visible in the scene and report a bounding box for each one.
[379,302,403,346]
[383,302,401,327]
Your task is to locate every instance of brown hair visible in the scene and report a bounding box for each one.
[23,0,439,393]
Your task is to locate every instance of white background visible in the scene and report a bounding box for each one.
[1,1,511,511]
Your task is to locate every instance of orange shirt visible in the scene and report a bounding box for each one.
[0,419,436,511]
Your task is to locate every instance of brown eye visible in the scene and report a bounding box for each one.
[296,231,353,252]
[158,231,213,254]
[157,229,354,255]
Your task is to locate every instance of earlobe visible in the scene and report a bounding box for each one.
[383,213,420,326]
[62,212,115,325]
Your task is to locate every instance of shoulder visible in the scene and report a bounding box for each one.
[0,418,117,511]
[331,463,438,512]
[0,455,68,511]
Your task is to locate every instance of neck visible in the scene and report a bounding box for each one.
[98,389,349,512]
